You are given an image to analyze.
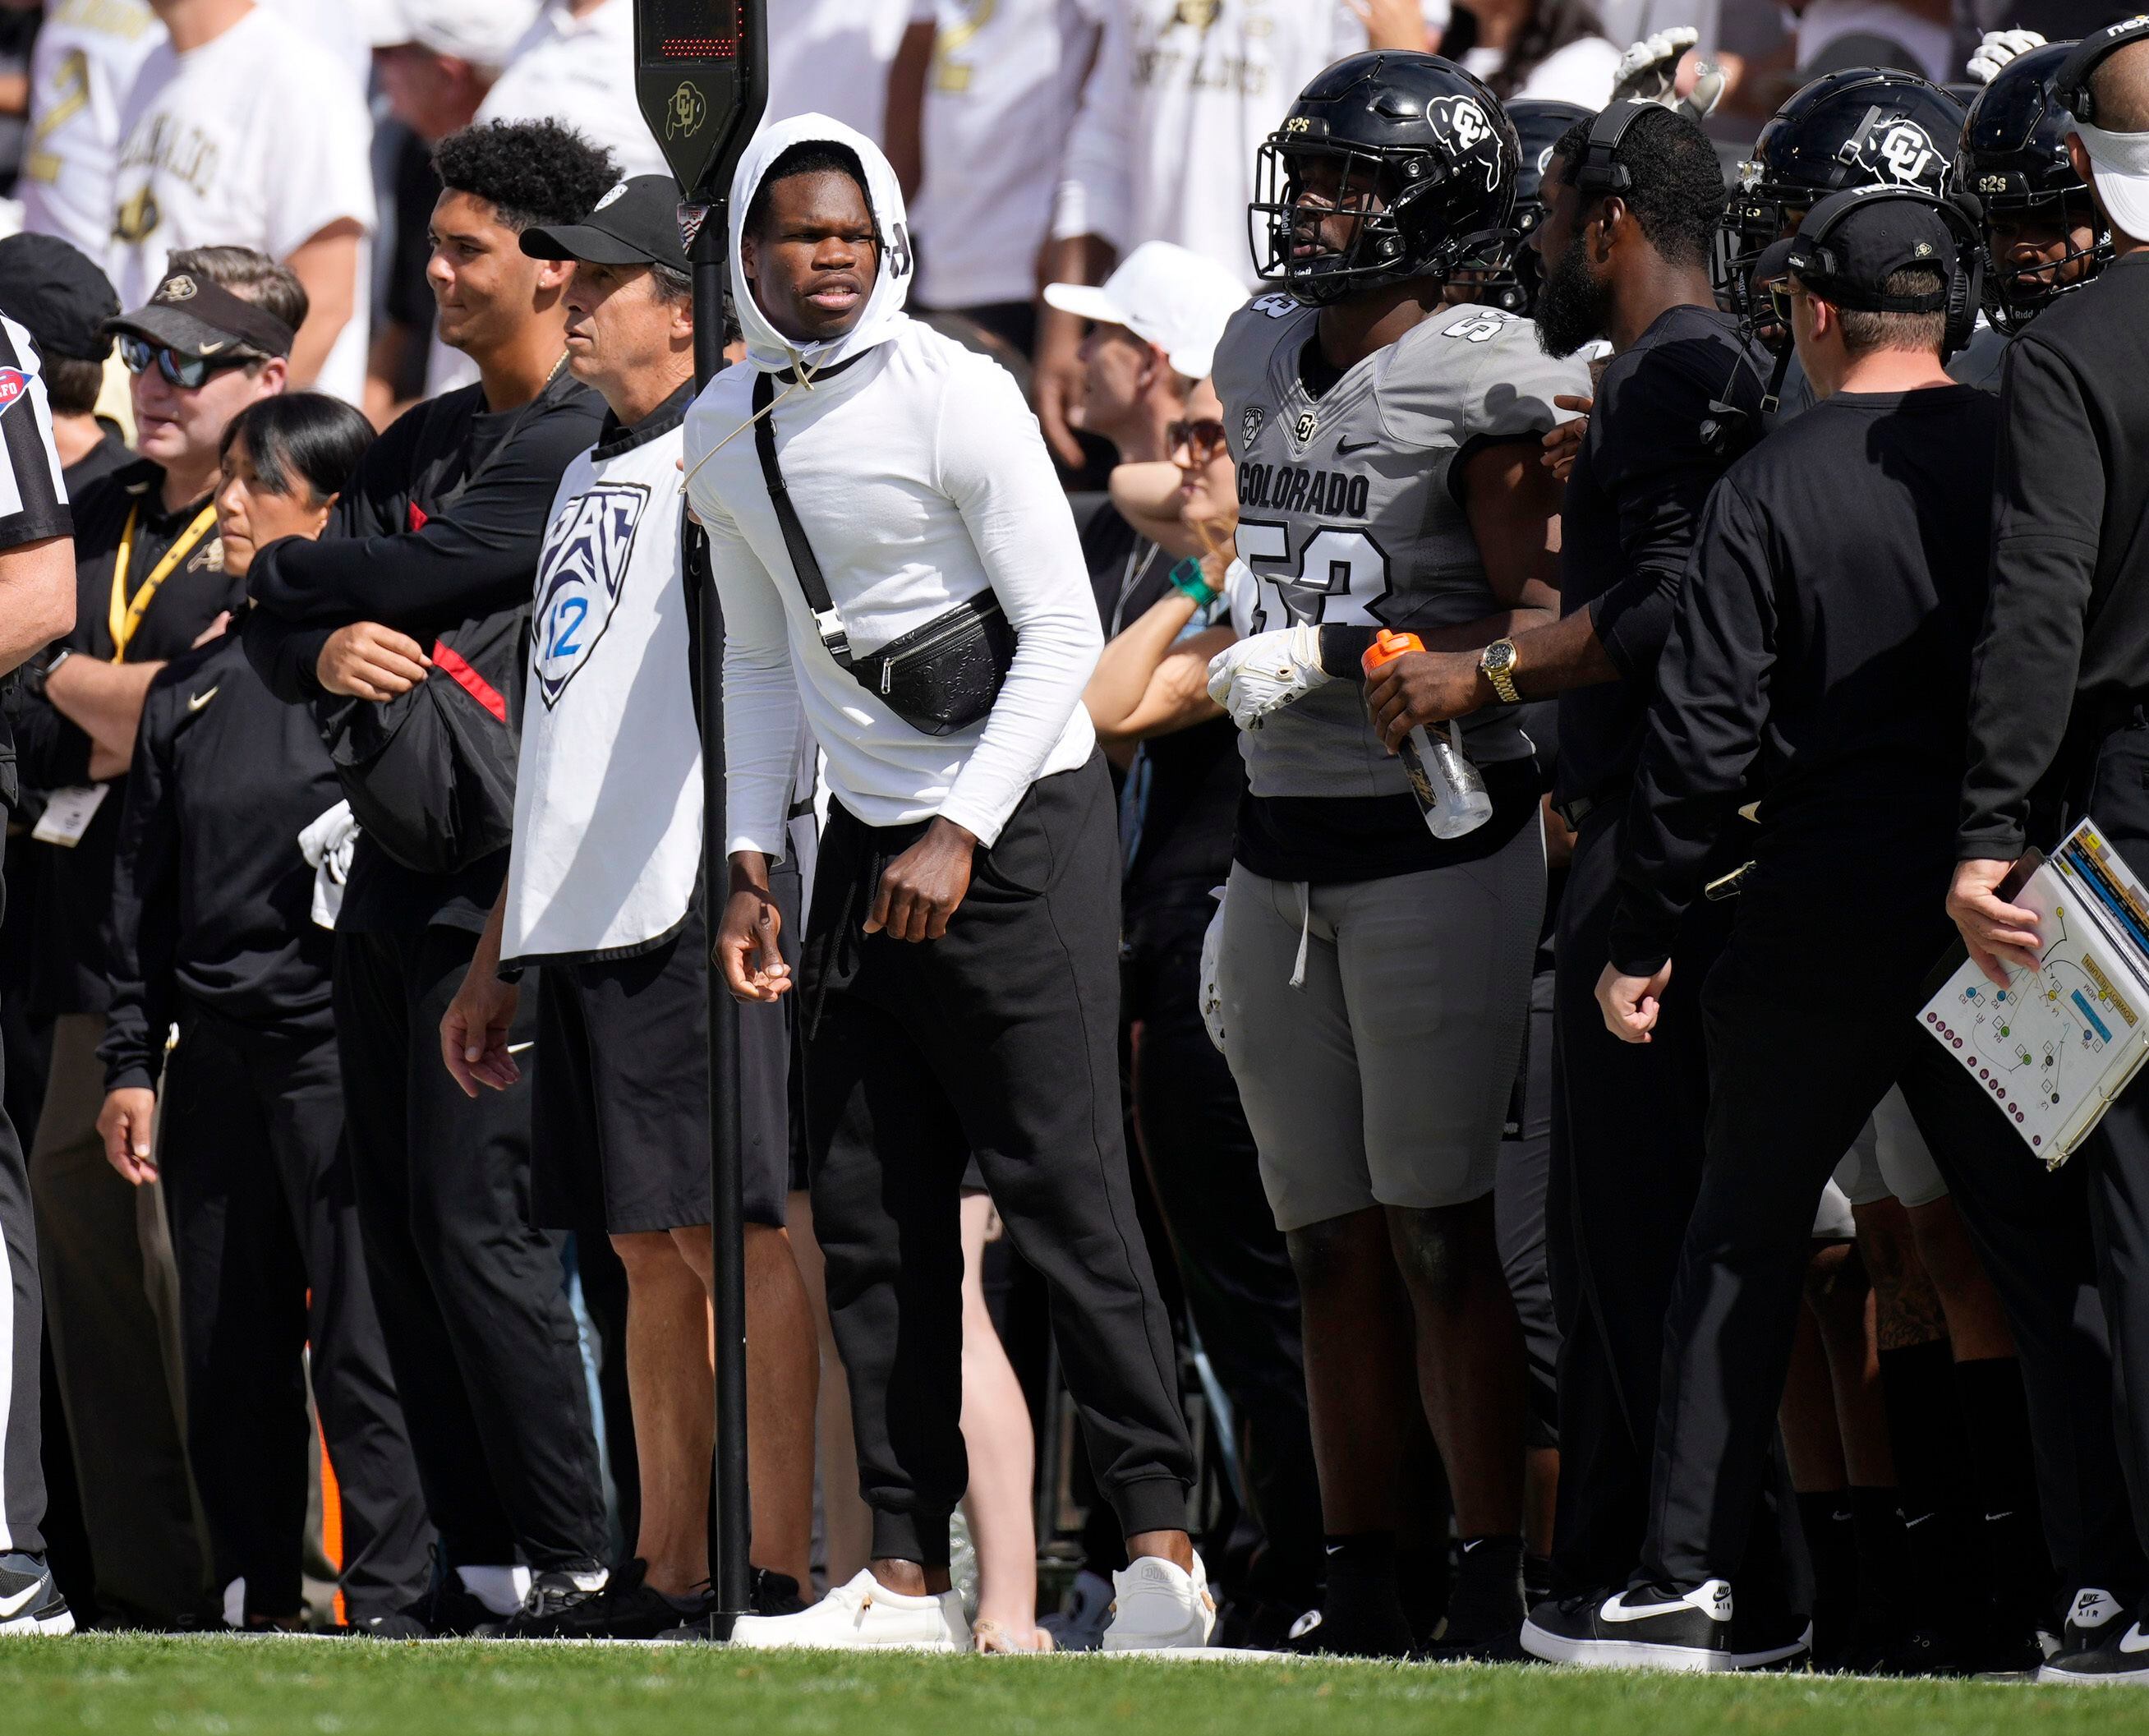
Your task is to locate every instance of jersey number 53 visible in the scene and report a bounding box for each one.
[1238,520,1394,629]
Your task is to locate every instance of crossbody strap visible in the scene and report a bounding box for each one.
[751,369,854,667]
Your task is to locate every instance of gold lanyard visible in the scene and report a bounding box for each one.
[107,502,219,663]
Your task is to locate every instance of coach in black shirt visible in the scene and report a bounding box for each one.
[1525,184,2124,1675]
[1946,25,2149,1683]
[244,120,615,1638]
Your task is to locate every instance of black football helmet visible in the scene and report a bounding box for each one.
[1471,99,1594,315]
[1956,40,2110,330]
[1720,68,1967,318]
[1249,52,1519,307]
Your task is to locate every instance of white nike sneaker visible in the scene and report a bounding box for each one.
[1101,1553,1216,1651]
[727,1570,969,1652]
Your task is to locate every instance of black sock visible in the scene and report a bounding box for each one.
[1953,1356,2055,1628]
[1524,1552,1554,1607]
[1309,1533,1413,1657]
[1453,1536,1523,1611]
[1799,1490,1858,1664]
[1849,1485,1909,1641]
[1878,1339,1982,1623]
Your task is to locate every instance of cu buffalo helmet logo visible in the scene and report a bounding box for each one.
[1846,113,1945,191]
[1425,94,1504,191]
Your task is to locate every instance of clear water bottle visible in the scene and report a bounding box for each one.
[1361,629,1493,841]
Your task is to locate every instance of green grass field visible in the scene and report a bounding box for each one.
[10,1637,2149,1736]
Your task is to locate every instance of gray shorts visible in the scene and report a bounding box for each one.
[1831,1084,1949,1210]
[1216,816,1544,1231]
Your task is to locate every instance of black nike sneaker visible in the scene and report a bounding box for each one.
[508,1560,705,1641]
[0,1553,74,1637]
[2039,1590,2149,1684]
[352,1569,499,1640]
[1522,1580,1807,1672]
[653,1568,812,1642]
[479,1568,610,1638]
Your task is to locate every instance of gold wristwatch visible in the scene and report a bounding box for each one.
[1479,638,1521,705]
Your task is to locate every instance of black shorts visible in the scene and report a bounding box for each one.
[531,870,799,1236]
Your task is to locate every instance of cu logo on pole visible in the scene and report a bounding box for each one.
[666,81,708,140]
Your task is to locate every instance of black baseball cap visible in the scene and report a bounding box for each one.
[105,267,296,359]
[0,233,121,363]
[520,176,689,271]
[1755,185,1960,311]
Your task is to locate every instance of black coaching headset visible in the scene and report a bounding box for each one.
[1774,181,1987,360]
[2053,13,2149,123]
[1571,96,1655,197]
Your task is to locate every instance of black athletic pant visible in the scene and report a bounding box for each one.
[159,1008,429,1619]
[1499,962,1559,1454]
[333,927,605,1575]
[1549,807,1806,1610]
[1125,898,1321,1604]
[800,757,1195,1567]
[1641,880,2143,1604]
[0,850,39,1559]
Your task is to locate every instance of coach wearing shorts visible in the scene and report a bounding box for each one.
[441,177,815,1638]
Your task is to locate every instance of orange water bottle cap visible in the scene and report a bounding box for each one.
[1360,628,1424,676]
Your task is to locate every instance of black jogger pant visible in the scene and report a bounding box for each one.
[159,1009,429,1619]
[332,927,605,1575]
[1550,808,1806,1611]
[800,757,1195,1567]
[1125,898,1322,1604]
[1641,882,2144,1605]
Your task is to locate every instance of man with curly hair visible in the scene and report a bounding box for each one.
[242,117,619,1638]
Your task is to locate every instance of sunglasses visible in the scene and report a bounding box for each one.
[118,334,253,390]
[1167,417,1229,464]
[1762,279,1805,329]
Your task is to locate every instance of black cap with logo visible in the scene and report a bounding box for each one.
[520,175,691,271]
[1755,185,1963,311]
[105,268,297,360]
[0,233,122,363]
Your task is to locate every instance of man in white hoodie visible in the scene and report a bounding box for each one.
[687,116,1207,1653]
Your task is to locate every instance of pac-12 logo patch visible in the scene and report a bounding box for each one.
[531,481,651,708]
[1425,94,1504,191]
[1241,406,1264,451]
[0,368,30,414]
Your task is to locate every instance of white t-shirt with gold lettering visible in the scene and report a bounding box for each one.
[19,0,164,265]
[109,5,375,403]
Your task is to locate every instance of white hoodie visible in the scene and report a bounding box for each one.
[683,115,1101,854]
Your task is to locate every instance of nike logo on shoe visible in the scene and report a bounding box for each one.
[1603,1582,1733,1624]
[0,1581,42,1617]
[2121,1625,2149,1655]
[2073,1589,2123,1629]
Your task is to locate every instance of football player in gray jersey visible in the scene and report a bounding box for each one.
[1202,50,1587,1659]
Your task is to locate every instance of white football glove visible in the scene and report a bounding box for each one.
[1206,624,1332,732]
[1199,894,1229,1058]
[1967,27,2046,84]
[1611,26,1727,122]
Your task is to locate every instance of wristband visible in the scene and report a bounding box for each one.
[1168,558,1213,603]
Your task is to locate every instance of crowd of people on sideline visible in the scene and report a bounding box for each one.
[3,0,2149,1693]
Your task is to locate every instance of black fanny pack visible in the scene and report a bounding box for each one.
[752,368,1014,736]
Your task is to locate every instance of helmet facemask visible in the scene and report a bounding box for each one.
[1981,188,2110,331]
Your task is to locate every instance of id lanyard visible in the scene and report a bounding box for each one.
[108,502,219,662]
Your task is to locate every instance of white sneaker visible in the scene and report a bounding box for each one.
[727,1570,969,1652]
[1102,1553,1216,1651]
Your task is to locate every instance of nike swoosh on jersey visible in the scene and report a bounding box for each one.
[187,687,219,711]
[1337,438,1380,455]
[0,1580,41,1617]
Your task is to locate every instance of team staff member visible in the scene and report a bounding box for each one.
[1527,185,2009,1672]
[0,307,83,1638]
[693,117,1204,1654]
[94,394,430,1632]
[1348,104,1786,1633]
[15,251,294,1628]
[440,177,818,1637]
[1948,21,2149,1683]
[1204,55,1580,1659]
[242,119,617,1640]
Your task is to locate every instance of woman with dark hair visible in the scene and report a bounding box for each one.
[1445,0,1622,104]
[92,393,430,1633]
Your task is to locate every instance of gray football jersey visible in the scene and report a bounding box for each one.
[1213,293,1590,799]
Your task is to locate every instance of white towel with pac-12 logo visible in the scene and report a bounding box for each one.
[1210,293,1588,796]
[500,412,701,969]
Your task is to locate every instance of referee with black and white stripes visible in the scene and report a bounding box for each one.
[0,311,84,1636]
